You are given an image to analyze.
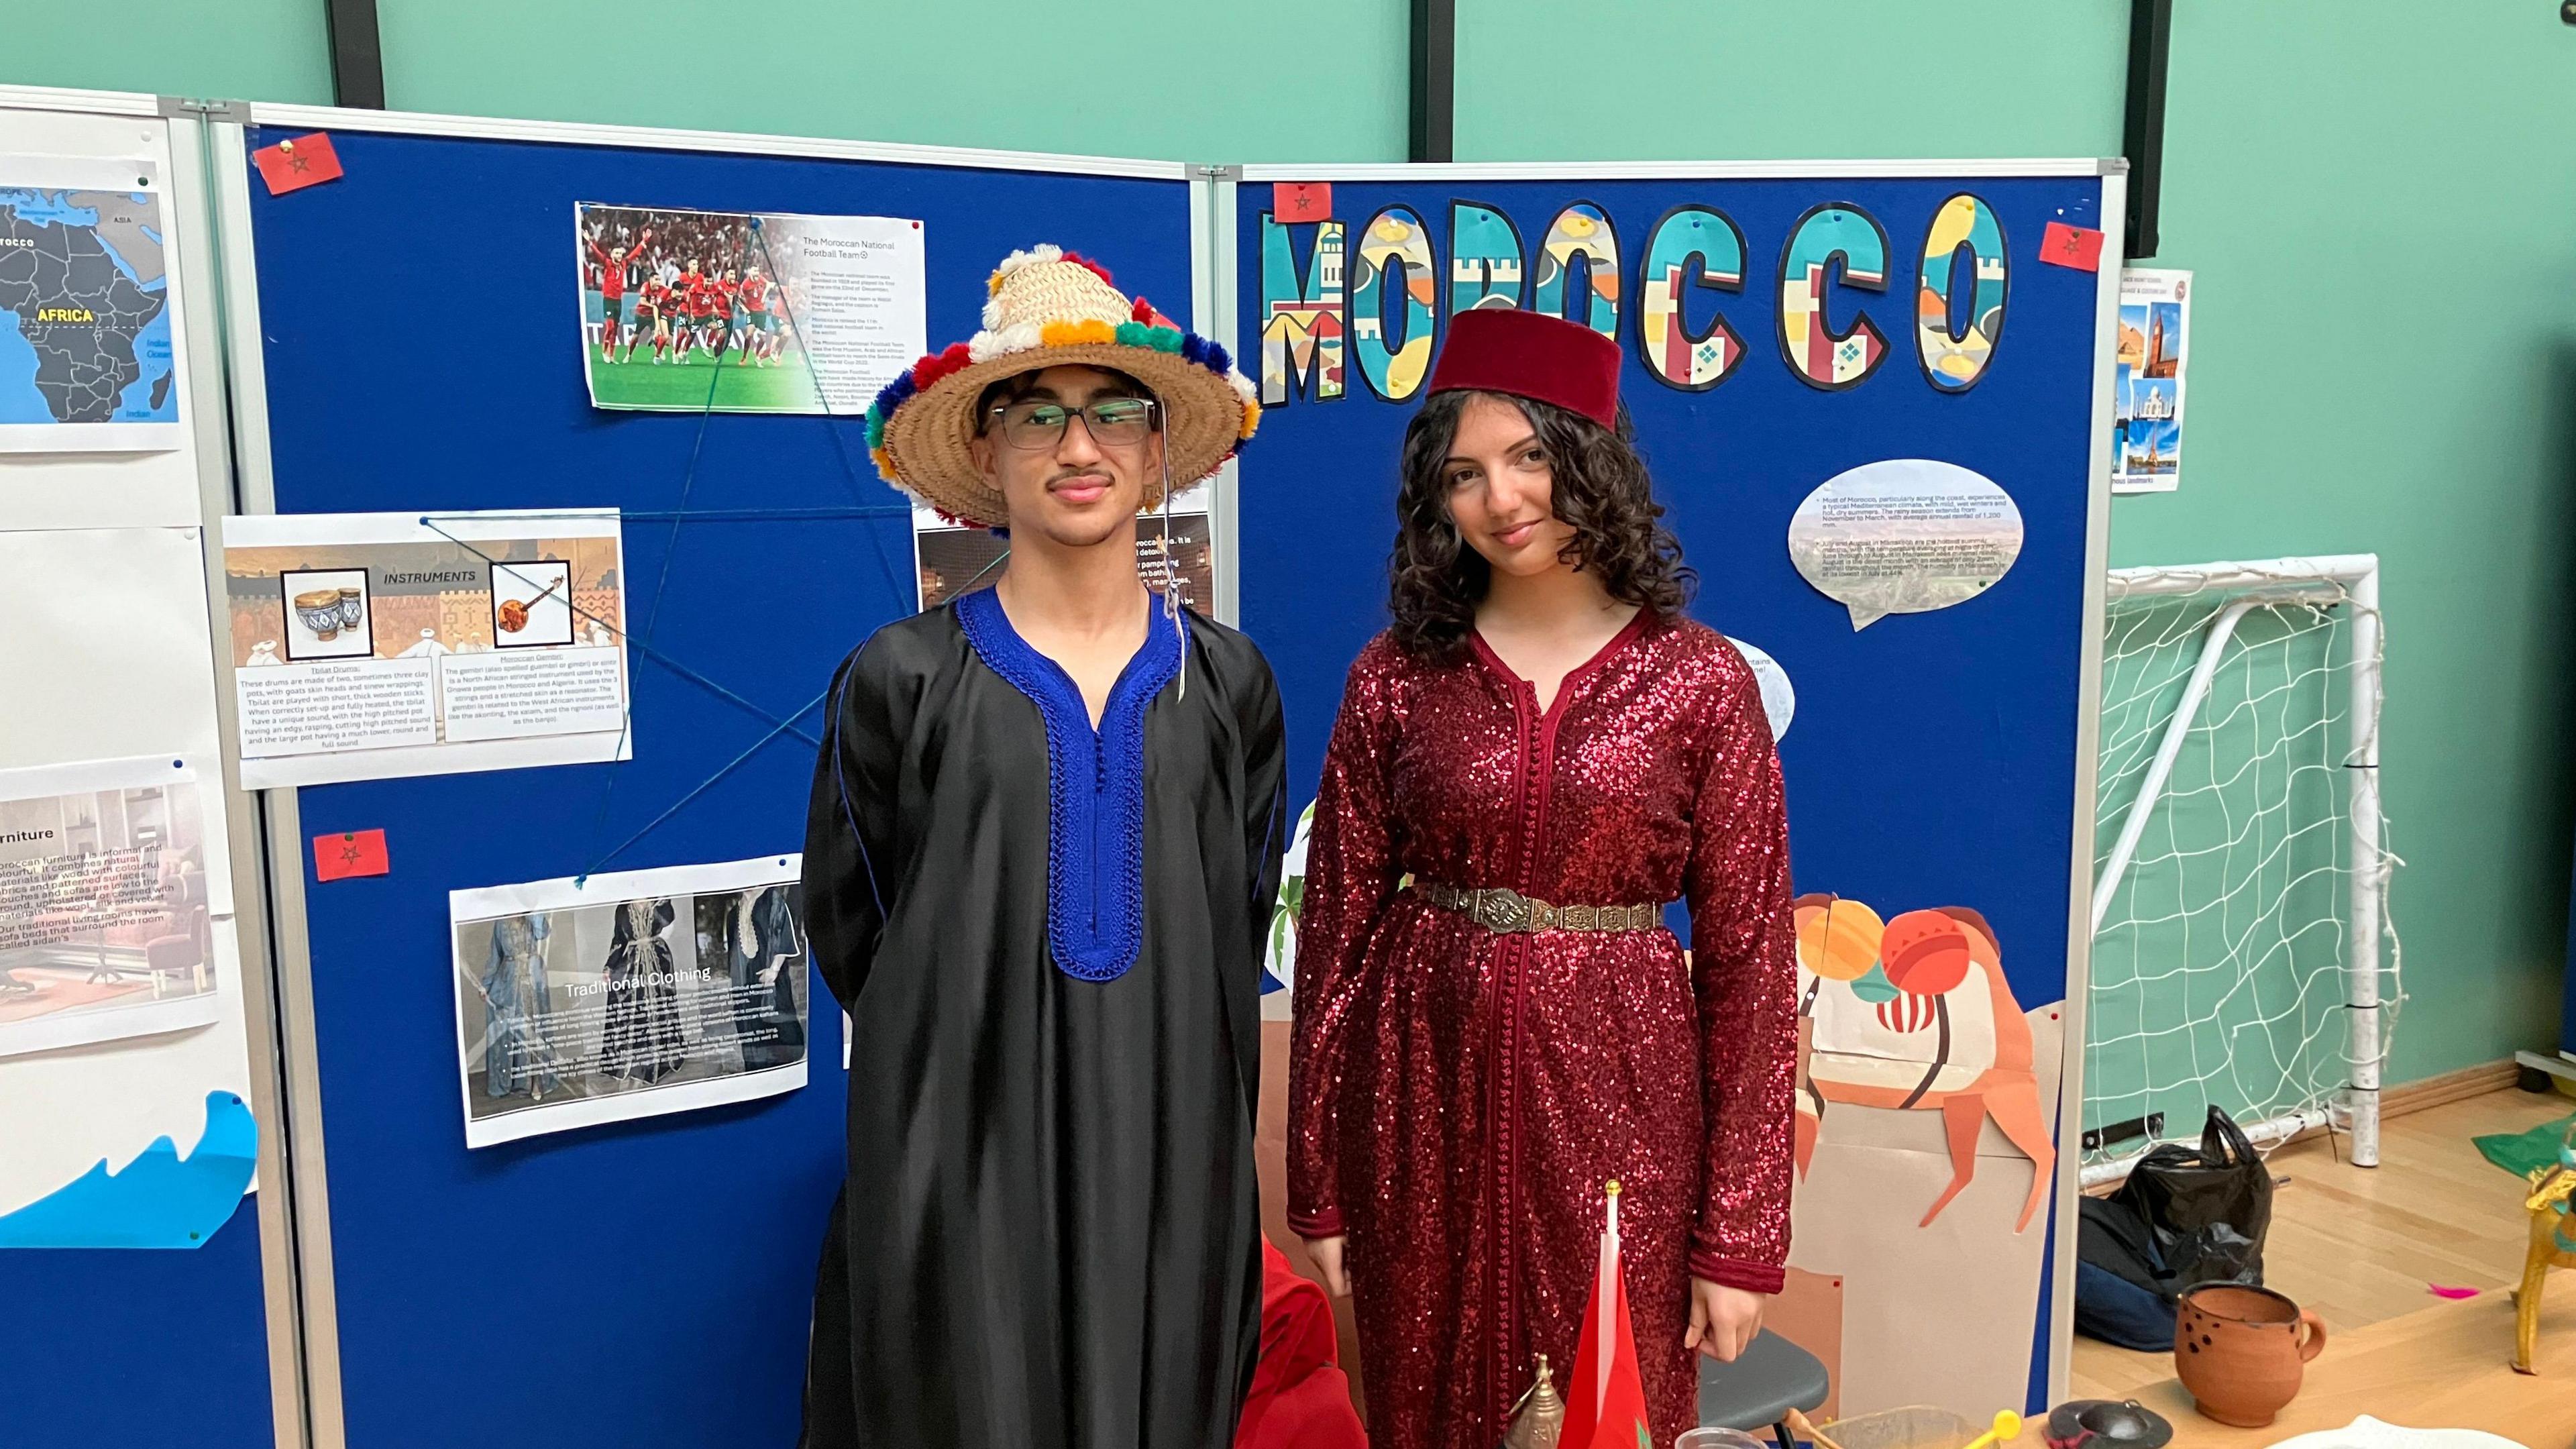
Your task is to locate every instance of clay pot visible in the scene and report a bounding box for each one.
[2174,1284,2326,1428]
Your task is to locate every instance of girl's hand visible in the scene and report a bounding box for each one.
[1684,1279,1766,1362]
[1302,1234,1352,1298]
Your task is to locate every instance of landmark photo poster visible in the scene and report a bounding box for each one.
[449,857,808,1148]
[2112,268,2191,494]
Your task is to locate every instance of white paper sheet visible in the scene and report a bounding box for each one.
[0,153,184,455]
[221,509,633,788]
[449,855,809,1148]
[2112,267,2192,495]
[1787,459,2025,630]
[0,755,227,1059]
[0,109,210,531]
[574,202,924,416]
[0,523,258,1220]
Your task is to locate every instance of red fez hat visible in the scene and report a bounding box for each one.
[1425,307,1622,430]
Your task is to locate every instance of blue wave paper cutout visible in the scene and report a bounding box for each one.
[0,1090,257,1249]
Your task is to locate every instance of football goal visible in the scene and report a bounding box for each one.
[2082,555,2397,1187]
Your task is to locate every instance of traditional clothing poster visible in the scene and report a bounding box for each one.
[0,154,184,453]
[449,856,808,1148]
[220,509,630,789]
[2112,268,2190,494]
[0,755,224,1059]
[574,202,924,415]
[911,482,1213,613]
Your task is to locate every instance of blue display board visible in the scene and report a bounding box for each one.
[0,1210,274,1448]
[240,122,1193,1448]
[1235,167,2114,1414]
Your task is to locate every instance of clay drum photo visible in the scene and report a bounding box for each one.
[293,588,345,641]
[2174,1283,2326,1428]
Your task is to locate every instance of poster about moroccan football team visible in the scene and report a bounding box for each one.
[574,202,925,416]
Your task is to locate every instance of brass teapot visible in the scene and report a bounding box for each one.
[1503,1354,1564,1449]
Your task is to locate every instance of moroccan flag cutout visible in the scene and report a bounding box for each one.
[1561,1182,1654,1449]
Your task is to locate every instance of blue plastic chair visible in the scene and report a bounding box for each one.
[1698,1329,1831,1449]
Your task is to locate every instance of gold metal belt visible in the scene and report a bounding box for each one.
[1411,881,1664,934]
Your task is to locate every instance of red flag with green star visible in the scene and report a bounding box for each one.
[1560,1181,1654,1449]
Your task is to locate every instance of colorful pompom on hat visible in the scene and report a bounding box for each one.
[863,244,1260,529]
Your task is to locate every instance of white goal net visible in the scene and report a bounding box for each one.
[2082,555,2399,1185]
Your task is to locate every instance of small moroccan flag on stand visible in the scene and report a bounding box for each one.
[1560,1180,1655,1449]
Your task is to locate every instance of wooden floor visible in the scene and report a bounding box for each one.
[2137,1287,2576,1446]
[2070,1086,2576,1403]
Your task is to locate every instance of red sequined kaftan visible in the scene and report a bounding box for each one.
[1287,613,1798,1449]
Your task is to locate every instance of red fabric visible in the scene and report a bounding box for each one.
[2040,221,2105,272]
[251,133,342,195]
[1562,1208,1652,1449]
[1273,182,1334,221]
[1426,306,1623,430]
[1236,1240,1366,1449]
[1288,617,1799,1449]
[312,829,388,882]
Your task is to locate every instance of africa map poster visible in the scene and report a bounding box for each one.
[0,154,182,453]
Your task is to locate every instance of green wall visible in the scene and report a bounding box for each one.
[2,0,331,106]
[370,0,1405,162]
[1460,0,2576,1086]
[2114,3,2576,1083]
[1456,0,2129,160]
[0,0,1406,163]
[5,1,2570,1085]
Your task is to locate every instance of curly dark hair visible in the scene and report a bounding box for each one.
[1388,388,1694,659]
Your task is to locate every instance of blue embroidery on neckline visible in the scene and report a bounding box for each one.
[955,587,1185,982]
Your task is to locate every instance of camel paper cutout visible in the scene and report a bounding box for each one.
[1792,894,2053,1232]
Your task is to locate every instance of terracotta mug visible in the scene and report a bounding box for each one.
[2174,1283,2326,1428]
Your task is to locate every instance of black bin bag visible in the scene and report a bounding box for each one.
[2117,1104,2273,1289]
[2074,1106,2273,1348]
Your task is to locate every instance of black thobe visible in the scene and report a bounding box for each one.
[800,586,1288,1449]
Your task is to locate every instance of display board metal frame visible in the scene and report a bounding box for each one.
[1223,158,2125,1409]
[212,97,1218,1449]
[204,115,340,1449]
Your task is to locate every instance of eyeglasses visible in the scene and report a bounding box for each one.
[985,396,1159,451]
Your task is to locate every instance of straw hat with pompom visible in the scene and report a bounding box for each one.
[863,245,1259,529]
